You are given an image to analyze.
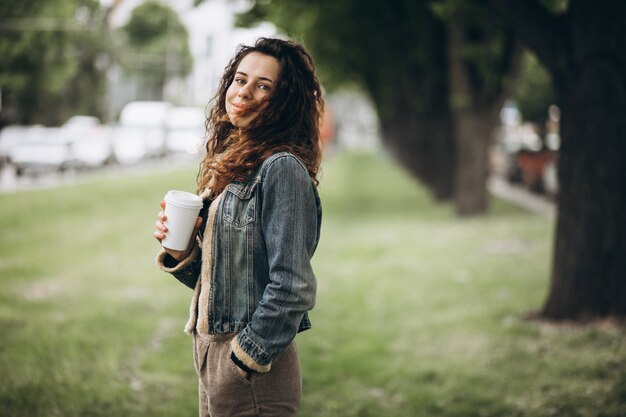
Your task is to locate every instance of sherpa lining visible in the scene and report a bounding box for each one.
[184,191,224,335]
[231,334,272,373]
[155,242,200,274]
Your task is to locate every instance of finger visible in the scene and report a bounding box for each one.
[158,210,167,221]
[153,230,164,241]
[160,200,166,210]
[155,220,168,232]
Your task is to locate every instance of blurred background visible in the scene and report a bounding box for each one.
[1,1,625,416]
[0,0,559,198]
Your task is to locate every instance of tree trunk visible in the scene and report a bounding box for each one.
[364,3,456,201]
[447,20,517,215]
[542,54,626,319]
[379,111,455,201]
[452,111,495,215]
[540,1,626,319]
[449,22,489,215]
[485,0,626,320]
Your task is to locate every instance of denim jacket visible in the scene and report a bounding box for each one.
[157,152,321,372]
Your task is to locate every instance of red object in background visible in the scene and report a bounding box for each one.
[515,149,556,192]
[319,104,336,148]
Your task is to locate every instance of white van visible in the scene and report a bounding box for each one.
[114,101,172,164]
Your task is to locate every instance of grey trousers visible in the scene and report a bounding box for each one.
[192,332,301,417]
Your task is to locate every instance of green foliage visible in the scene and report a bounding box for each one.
[460,28,514,102]
[236,0,407,90]
[236,0,452,123]
[0,0,109,126]
[238,0,518,109]
[431,0,521,107]
[116,1,192,96]
[234,0,522,208]
[538,0,569,13]
[0,151,625,416]
[512,51,555,123]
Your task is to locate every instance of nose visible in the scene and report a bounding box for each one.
[238,83,251,99]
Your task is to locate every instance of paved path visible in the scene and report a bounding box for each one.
[488,176,556,219]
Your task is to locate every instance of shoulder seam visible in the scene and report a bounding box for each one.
[258,152,308,180]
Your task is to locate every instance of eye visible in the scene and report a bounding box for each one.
[258,84,271,91]
[234,78,245,85]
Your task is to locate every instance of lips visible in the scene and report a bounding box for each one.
[231,102,248,114]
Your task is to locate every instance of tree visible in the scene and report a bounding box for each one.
[512,51,556,126]
[238,0,457,201]
[236,0,522,214]
[433,1,523,214]
[485,0,626,319]
[116,1,192,101]
[0,0,109,126]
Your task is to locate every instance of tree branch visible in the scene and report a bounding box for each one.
[448,19,472,111]
[484,0,564,73]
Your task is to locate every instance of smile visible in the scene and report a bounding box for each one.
[231,103,249,114]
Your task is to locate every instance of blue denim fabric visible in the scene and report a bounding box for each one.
[167,152,321,368]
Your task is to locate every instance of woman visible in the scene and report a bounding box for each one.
[153,37,323,417]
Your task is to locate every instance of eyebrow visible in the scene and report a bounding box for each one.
[236,71,274,83]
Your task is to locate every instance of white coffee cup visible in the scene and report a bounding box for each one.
[162,190,203,251]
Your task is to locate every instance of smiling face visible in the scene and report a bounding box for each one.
[225,52,281,129]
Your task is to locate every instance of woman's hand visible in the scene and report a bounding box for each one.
[154,200,203,261]
[235,366,250,380]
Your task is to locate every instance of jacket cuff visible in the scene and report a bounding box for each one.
[230,352,255,374]
[155,239,200,273]
[230,332,272,373]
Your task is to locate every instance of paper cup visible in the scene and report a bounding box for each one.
[162,190,203,251]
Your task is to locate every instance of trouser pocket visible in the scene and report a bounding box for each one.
[195,333,302,417]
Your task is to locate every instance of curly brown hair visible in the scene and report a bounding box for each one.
[197,37,323,195]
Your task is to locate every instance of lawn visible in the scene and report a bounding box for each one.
[0,151,624,417]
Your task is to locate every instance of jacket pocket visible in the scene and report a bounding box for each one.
[223,181,257,228]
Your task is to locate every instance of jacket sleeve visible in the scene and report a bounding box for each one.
[155,238,202,290]
[231,156,319,373]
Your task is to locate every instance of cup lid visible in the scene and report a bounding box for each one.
[164,190,203,209]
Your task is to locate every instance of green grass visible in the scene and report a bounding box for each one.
[1,151,624,417]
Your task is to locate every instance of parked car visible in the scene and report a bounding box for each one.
[64,116,114,168]
[165,106,206,155]
[0,126,30,166]
[8,126,76,174]
[114,101,171,164]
